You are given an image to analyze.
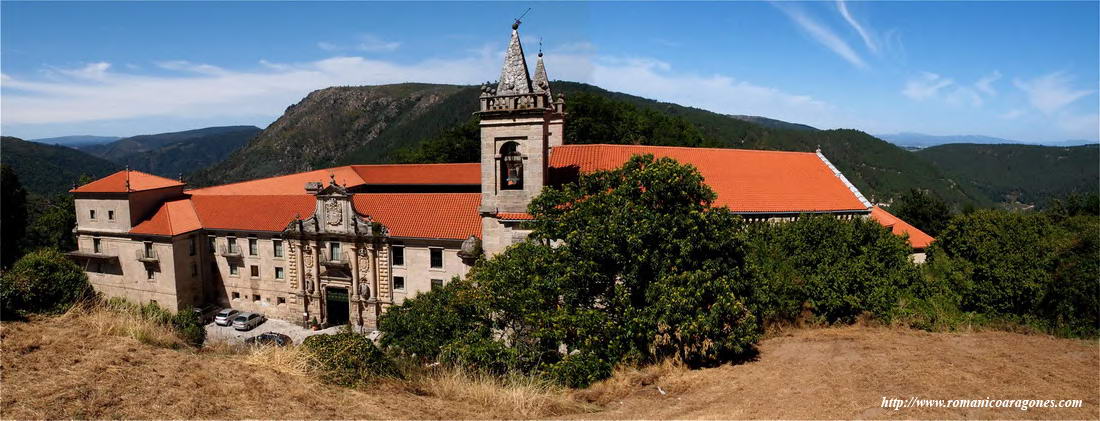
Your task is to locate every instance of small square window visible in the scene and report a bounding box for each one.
[277,297,286,305]
[93,238,101,253]
[250,265,259,278]
[430,248,443,269]
[107,210,115,220]
[431,278,443,290]
[391,246,405,266]
[89,209,96,220]
[252,294,260,302]
[232,291,240,300]
[229,265,239,276]
[393,276,405,290]
[274,266,285,280]
[273,240,283,258]
[249,238,258,256]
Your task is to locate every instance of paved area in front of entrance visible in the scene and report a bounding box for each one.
[204,318,351,346]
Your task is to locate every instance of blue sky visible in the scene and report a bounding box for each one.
[2,1,1097,142]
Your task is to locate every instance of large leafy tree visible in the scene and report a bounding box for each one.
[894,188,950,237]
[1,165,28,268]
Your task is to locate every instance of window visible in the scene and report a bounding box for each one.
[500,141,523,190]
[277,297,286,305]
[252,294,261,302]
[188,236,196,256]
[227,236,238,254]
[329,242,341,261]
[273,240,283,258]
[89,209,96,220]
[393,276,405,290]
[249,238,258,256]
[146,269,155,280]
[274,266,284,280]
[431,279,444,290]
[107,210,115,220]
[391,246,405,266]
[93,238,101,253]
[191,262,198,276]
[232,291,240,300]
[250,265,259,278]
[430,248,443,269]
[229,264,239,276]
[208,236,216,253]
[143,242,154,259]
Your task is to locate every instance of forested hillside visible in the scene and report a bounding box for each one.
[916,143,1099,206]
[188,84,470,186]
[1,136,121,195]
[80,126,260,179]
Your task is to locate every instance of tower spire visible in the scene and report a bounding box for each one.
[533,44,552,99]
[496,20,532,96]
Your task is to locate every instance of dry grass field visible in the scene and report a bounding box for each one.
[2,310,1096,420]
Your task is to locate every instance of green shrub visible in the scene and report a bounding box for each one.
[378,279,488,360]
[173,306,206,347]
[1,248,90,315]
[745,215,920,324]
[302,332,400,387]
[541,350,614,388]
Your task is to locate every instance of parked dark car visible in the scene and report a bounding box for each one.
[245,332,291,347]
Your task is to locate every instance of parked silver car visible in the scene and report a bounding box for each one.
[232,312,266,331]
[214,308,240,326]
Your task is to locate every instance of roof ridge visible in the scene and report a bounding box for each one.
[558,143,819,155]
[188,165,364,192]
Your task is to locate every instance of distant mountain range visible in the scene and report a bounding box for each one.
[1,136,121,195]
[78,126,261,179]
[876,132,1100,149]
[28,135,121,147]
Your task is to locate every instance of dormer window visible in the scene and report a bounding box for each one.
[89,210,96,220]
[500,141,523,190]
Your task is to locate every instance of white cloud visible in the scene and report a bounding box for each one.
[1,47,853,133]
[776,3,867,69]
[998,109,1025,120]
[975,70,1001,96]
[902,72,954,100]
[1013,71,1094,115]
[317,34,401,53]
[836,1,878,53]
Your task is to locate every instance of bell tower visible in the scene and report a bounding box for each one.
[478,19,565,255]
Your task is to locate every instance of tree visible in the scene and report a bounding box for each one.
[1,165,28,268]
[894,188,950,237]
[1,249,90,315]
[24,193,77,252]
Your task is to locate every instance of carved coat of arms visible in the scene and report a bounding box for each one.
[326,198,342,226]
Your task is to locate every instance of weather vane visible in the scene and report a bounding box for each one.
[513,7,531,29]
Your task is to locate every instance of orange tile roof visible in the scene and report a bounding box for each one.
[191,195,316,232]
[188,163,480,196]
[870,205,934,249]
[495,212,534,220]
[130,199,202,236]
[188,167,366,195]
[71,169,184,193]
[350,163,479,185]
[549,144,869,213]
[353,193,481,240]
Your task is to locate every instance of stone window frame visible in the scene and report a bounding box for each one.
[273,239,284,258]
[89,209,97,220]
[429,247,444,270]
[92,238,101,254]
[393,275,406,291]
[250,265,260,279]
[277,296,286,305]
[430,278,444,290]
[391,245,405,267]
[248,238,259,256]
[107,210,115,221]
[274,266,285,280]
[229,264,239,277]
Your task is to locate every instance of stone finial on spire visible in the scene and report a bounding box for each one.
[496,21,533,96]
[533,49,552,99]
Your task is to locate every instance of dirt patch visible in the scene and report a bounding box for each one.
[2,316,1096,419]
[573,326,1099,419]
